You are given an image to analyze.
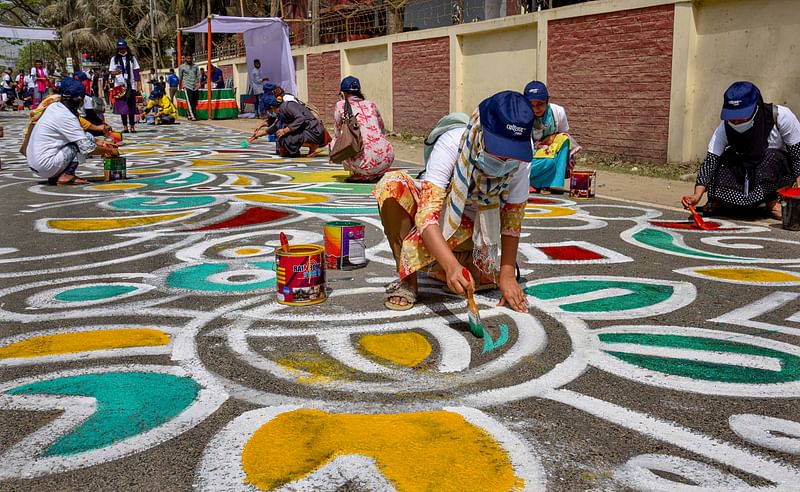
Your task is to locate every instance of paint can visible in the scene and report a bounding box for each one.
[569,170,596,199]
[778,187,800,231]
[324,221,366,270]
[103,157,127,181]
[275,244,326,306]
[146,115,156,125]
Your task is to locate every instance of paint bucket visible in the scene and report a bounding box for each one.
[275,244,326,306]
[324,221,366,270]
[146,115,156,125]
[569,170,596,199]
[103,157,127,181]
[779,187,800,231]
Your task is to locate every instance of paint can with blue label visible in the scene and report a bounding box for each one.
[324,221,366,270]
[275,244,326,306]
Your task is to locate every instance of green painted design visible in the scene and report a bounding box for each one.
[167,262,276,292]
[632,228,753,261]
[125,172,209,190]
[8,372,199,456]
[54,285,138,302]
[291,206,378,215]
[108,196,216,211]
[524,280,673,312]
[600,333,800,384]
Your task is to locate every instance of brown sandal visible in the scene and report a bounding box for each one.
[766,200,782,220]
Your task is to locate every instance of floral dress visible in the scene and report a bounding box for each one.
[332,97,394,179]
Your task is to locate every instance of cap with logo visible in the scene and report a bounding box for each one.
[523,80,549,102]
[479,90,534,162]
[720,81,760,120]
[60,78,86,98]
[340,75,361,92]
[116,39,128,50]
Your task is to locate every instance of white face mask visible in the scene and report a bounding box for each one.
[727,106,758,133]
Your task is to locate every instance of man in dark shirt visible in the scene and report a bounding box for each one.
[262,95,325,157]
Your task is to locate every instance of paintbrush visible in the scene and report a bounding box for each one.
[462,267,485,338]
[686,204,715,230]
[279,231,290,252]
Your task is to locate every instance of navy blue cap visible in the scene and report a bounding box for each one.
[340,75,360,92]
[262,82,278,93]
[261,94,279,109]
[116,39,128,49]
[479,91,534,162]
[150,85,164,99]
[523,80,549,102]
[721,81,760,120]
[60,78,85,98]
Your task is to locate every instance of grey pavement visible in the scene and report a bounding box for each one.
[1,112,799,491]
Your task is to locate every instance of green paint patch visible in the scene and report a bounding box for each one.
[166,262,276,292]
[54,285,138,302]
[632,228,752,261]
[599,333,800,384]
[525,280,673,312]
[8,372,199,456]
[304,183,375,195]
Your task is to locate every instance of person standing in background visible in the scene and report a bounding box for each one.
[108,39,142,133]
[30,59,49,109]
[166,68,179,105]
[178,53,200,121]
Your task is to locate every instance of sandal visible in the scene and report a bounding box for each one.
[539,188,552,195]
[57,176,89,186]
[384,281,417,311]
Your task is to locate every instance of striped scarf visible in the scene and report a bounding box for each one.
[441,110,517,276]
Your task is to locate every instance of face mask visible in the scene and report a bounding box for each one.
[727,106,758,133]
[477,152,519,178]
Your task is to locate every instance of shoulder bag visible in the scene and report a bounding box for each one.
[329,99,362,163]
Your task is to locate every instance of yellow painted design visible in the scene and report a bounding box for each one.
[234,191,329,205]
[241,410,523,491]
[274,170,350,184]
[47,211,194,231]
[359,332,432,367]
[127,169,166,175]
[277,352,352,385]
[252,159,288,163]
[235,247,263,255]
[0,329,170,359]
[525,205,576,218]
[90,183,147,191]
[190,159,237,167]
[231,175,253,186]
[694,267,800,283]
[125,151,163,156]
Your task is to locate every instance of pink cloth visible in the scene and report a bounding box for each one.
[332,97,394,179]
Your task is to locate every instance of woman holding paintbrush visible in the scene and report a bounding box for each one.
[374,91,533,313]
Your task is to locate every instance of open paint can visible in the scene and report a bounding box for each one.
[324,221,366,270]
[779,187,800,231]
[570,170,596,199]
[275,244,326,306]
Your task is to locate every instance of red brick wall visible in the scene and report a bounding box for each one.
[393,37,450,135]
[548,5,674,161]
[306,51,341,125]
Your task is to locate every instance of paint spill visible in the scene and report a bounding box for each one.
[358,332,432,367]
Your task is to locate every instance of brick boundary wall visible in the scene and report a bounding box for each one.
[548,4,675,161]
[392,37,450,135]
[306,51,341,125]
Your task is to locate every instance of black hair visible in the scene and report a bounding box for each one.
[344,90,366,100]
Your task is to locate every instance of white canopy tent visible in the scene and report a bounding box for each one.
[181,15,297,99]
[0,25,58,41]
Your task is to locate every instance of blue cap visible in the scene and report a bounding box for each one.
[340,75,360,92]
[262,82,278,93]
[75,71,88,81]
[116,39,128,49]
[720,81,760,120]
[150,86,163,99]
[478,91,534,162]
[523,80,549,102]
[261,94,279,109]
[60,78,85,98]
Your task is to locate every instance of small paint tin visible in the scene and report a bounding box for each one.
[324,220,366,270]
[146,115,156,125]
[569,170,596,199]
[103,157,127,181]
[275,244,326,306]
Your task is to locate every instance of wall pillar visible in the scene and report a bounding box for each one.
[667,1,698,163]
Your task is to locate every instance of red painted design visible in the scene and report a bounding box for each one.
[649,221,734,231]
[528,197,559,204]
[193,207,292,231]
[539,245,605,261]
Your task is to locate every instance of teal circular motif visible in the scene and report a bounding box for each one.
[166,262,276,293]
[54,285,139,302]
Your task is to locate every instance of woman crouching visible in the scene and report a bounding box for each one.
[375,91,533,313]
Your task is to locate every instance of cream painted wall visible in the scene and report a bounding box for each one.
[457,25,537,113]
[687,0,800,160]
[294,55,307,102]
[342,45,392,128]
